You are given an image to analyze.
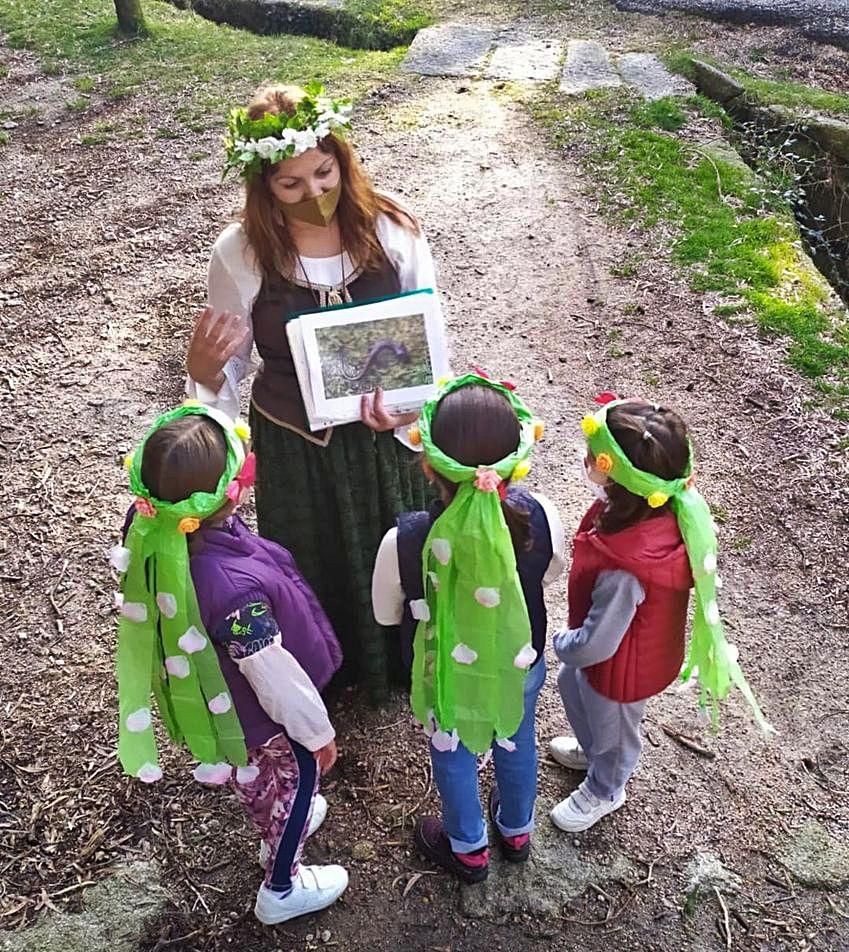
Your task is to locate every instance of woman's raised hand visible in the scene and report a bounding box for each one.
[360,387,419,432]
[186,306,248,391]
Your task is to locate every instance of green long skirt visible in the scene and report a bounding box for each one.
[250,408,433,700]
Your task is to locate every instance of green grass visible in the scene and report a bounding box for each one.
[0,0,406,109]
[665,50,849,117]
[532,90,849,400]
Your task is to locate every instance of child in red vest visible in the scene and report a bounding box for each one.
[551,396,736,833]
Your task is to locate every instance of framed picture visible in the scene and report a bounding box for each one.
[286,289,449,432]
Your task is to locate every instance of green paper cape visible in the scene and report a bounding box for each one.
[582,399,774,734]
[410,374,542,754]
[114,403,251,783]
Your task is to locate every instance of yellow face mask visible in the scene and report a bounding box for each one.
[279,182,341,228]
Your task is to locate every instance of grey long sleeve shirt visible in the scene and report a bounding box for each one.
[553,570,646,668]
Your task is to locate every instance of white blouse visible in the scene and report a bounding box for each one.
[187,208,445,433]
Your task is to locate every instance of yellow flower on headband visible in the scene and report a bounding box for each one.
[581,416,599,437]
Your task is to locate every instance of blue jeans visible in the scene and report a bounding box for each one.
[429,659,546,853]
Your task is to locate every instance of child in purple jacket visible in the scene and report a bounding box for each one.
[114,403,347,925]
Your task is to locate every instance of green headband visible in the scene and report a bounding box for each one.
[583,399,773,734]
[114,402,255,784]
[408,374,544,754]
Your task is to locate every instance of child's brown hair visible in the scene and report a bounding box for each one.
[428,384,531,553]
[596,401,689,534]
[141,415,228,504]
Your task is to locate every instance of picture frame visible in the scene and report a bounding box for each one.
[287,289,449,432]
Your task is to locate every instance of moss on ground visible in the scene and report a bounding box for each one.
[531,89,849,414]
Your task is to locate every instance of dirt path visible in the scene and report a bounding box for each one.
[1,12,848,950]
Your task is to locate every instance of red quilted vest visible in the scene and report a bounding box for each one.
[568,501,693,703]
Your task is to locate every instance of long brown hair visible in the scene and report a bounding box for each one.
[242,83,419,279]
[596,401,690,534]
[141,416,227,504]
[428,385,531,554]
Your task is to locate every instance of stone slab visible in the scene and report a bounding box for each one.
[401,24,496,77]
[618,52,694,100]
[460,798,634,918]
[560,40,622,96]
[484,34,563,82]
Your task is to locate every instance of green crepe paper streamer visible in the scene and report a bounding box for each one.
[583,399,774,735]
[116,403,250,782]
[410,374,540,754]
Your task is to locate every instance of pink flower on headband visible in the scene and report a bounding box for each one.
[594,391,619,405]
[226,452,257,503]
[474,468,502,493]
[135,497,157,518]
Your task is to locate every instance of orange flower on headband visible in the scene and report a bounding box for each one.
[595,453,614,474]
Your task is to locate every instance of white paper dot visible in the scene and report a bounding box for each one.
[235,765,260,784]
[165,656,190,679]
[496,737,517,752]
[430,729,459,753]
[156,592,177,619]
[108,545,131,573]
[513,643,537,670]
[120,601,147,623]
[703,552,717,573]
[208,692,232,715]
[192,762,232,785]
[126,708,152,733]
[410,599,431,622]
[431,538,452,566]
[427,571,440,592]
[451,643,478,665]
[474,587,500,608]
[178,627,207,654]
[706,600,720,625]
[137,762,162,783]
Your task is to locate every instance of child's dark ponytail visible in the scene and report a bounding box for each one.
[596,402,690,535]
[428,385,532,554]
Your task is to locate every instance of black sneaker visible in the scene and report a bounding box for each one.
[413,816,489,884]
[488,787,531,863]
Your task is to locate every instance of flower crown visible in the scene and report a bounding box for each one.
[223,81,352,181]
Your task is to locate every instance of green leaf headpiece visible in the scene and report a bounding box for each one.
[223,81,352,181]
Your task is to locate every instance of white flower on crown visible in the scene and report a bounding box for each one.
[255,136,282,160]
[292,128,318,154]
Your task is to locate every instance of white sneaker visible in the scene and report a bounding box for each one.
[549,736,589,771]
[254,863,349,925]
[259,794,328,867]
[550,780,627,833]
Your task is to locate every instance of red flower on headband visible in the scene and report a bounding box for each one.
[472,366,516,391]
[226,452,257,503]
[594,391,619,405]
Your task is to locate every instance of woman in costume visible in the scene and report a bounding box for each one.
[114,403,347,925]
[549,396,772,833]
[372,374,564,882]
[186,82,440,698]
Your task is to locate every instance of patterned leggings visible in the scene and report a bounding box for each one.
[231,732,319,893]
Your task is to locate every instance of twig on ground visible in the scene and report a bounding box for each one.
[714,886,732,950]
[659,723,716,759]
